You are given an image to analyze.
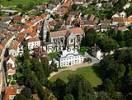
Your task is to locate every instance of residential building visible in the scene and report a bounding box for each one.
[9,40,23,57]
[91,45,103,60]
[27,37,41,50]
[73,0,86,5]
[4,86,17,100]
[6,56,16,76]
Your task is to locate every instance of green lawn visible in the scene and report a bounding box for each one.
[1,0,49,7]
[50,67,102,87]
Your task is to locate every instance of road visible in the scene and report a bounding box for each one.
[48,53,100,79]
[0,35,16,97]
[0,16,46,97]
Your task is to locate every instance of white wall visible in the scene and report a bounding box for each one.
[28,41,41,50]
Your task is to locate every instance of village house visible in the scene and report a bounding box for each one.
[52,0,73,16]
[9,40,23,57]
[73,0,86,5]
[91,45,103,60]
[27,37,41,51]
[4,86,17,100]
[80,15,99,29]
[111,12,132,26]
[112,16,132,26]
[96,19,111,32]
[6,56,16,69]
[55,49,85,67]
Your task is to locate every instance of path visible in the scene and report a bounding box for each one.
[48,54,100,79]
[0,35,16,97]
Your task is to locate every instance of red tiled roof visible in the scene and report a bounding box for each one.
[11,41,19,50]
[113,17,132,23]
[50,27,84,37]
[0,44,4,50]
[4,86,17,100]
[28,37,40,42]
[17,32,25,42]
[26,26,37,37]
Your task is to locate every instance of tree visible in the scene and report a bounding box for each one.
[103,79,115,93]
[22,2,35,11]
[50,60,58,72]
[97,37,118,52]
[31,58,47,85]
[125,4,132,16]
[66,75,95,100]
[22,40,30,59]
[14,94,27,100]
[78,79,96,100]
[21,87,32,98]
[81,29,97,47]
[97,91,111,100]
[51,79,66,100]
[64,94,75,100]
[41,57,50,77]
[46,32,50,42]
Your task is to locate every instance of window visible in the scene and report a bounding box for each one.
[71,39,73,43]
[9,95,15,100]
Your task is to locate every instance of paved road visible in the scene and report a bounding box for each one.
[0,35,15,97]
[48,53,100,79]
[0,16,46,97]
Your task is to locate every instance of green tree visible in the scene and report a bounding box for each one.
[21,87,32,99]
[97,91,111,100]
[41,57,50,77]
[64,94,75,100]
[14,94,27,100]
[66,75,95,100]
[46,32,50,42]
[97,37,118,52]
[31,58,47,85]
[103,79,115,93]
[51,79,66,100]
[81,29,97,47]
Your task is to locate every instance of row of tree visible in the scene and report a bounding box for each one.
[14,41,57,100]
[81,29,132,53]
[49,48,132,100]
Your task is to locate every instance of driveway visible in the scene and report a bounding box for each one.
[48,53,100,79]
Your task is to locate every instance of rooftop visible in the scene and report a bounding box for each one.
[50,27,84,37]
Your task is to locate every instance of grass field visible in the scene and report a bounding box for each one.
[1,0,49,7]
[50,67,102,87]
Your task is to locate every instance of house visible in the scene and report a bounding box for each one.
[9,40,23,57]
[73,0,86,5]
[6,56,16,77]
[6,56,16,68]
[28,37,41,50]
[80,15,98,28]
[4,86,17,100]
[96,19,111,32]
[112,17,132,26]
[45,27,84,53]
[55,49,85,67]
[6,64,16,76]
[91,45,103,60]
[53,0,73,16]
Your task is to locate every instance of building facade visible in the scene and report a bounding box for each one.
[55,50,85,67]
[44,27,84,53]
